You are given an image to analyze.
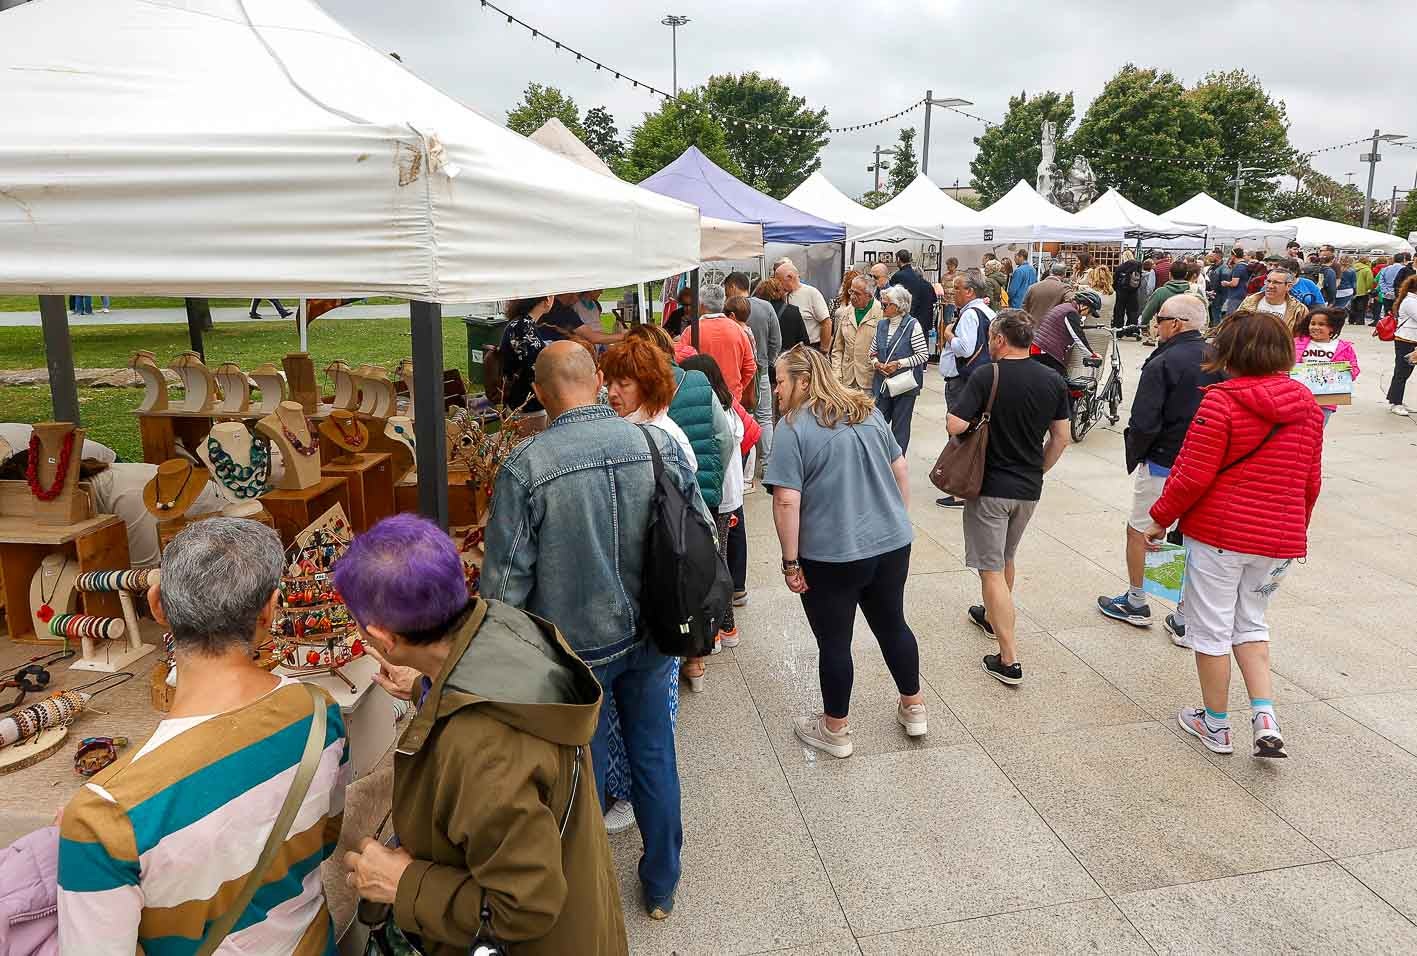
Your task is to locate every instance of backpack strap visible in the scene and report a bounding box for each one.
[638,425,664,483]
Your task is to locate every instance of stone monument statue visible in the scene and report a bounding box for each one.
[1036,121,1057,200]
[1052,156,1099,212]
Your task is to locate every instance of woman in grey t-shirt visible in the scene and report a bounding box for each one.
[765,346,925,759]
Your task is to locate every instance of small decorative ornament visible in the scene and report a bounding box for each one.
[75,735,129,776]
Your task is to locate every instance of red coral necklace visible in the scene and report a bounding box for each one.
[25,430,77,502]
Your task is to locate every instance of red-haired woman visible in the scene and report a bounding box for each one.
[601,338,697,469]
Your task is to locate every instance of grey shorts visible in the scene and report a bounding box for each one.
[963,496,1039,572]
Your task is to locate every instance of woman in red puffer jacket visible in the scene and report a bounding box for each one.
[1145,309,1323,761]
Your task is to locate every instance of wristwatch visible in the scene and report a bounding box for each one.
[782,558,801,573]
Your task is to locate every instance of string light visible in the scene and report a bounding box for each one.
[478,0,924,135]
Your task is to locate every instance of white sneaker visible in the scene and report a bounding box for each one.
[604,799,637,834]
[1391,404,1410,417]
[897,701,928,737]
[100,307,110,313]
[794,715,853,758]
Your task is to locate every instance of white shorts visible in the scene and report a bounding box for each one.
[1127,465,1169,533]
[1181,538,1293,657]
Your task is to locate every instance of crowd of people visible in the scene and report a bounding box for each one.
[22,237,1415,954]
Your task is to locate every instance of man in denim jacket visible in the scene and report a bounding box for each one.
[482,341,704,920]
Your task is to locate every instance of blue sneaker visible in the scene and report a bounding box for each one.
[1164,613,1187,647]
[1097,593,1152,627]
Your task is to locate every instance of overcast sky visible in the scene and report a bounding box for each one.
[322,0,1417,211]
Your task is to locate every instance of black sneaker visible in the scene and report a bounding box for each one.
[248,311,263,320]
[936,496,965,508]
[967,605,994,638]
[983,653,1023,685]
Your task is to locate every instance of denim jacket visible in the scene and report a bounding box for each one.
[482,403,705,667]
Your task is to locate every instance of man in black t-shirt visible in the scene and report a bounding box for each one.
[946,309,1071,686]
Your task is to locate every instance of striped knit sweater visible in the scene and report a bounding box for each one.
[57,681,350,956]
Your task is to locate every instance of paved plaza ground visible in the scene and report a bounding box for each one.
[618,332,1417,955]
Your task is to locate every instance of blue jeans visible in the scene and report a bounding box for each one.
[590,640,682,907]
[74,295,92,315]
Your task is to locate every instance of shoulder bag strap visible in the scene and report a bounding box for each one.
[195,683,328,956]
[1217,423,1281,476]
[981,363,1000,421]
[638,424,664,482]
[880,316,916,363]
[962,308,989,366]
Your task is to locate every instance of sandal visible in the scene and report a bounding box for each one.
[681,659,706,693]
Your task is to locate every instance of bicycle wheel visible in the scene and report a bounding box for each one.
[1071,390,1096,441]
[1107,378,1122,424]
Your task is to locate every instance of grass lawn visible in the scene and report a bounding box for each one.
[0,317,474,461]
[0,295,406,312]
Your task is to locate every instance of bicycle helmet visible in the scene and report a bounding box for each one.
[1074,290,1102,315]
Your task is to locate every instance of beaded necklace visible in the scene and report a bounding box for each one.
[281,422,319,457]
[333,416,366,449]
[25,431,76,501]
[152,462,195,511]
[206,435,271,499]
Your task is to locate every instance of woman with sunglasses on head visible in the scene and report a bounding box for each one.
[765,345,925,759]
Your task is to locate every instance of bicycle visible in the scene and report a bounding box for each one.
[1064,324,1137,441]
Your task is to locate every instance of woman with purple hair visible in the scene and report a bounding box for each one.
[337,514,628,955]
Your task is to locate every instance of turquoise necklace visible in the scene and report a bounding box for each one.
[391,422,415,451]
[206,435,272,499]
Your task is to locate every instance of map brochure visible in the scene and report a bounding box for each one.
[1290,361,1352,405]
[1143,541,1186,605]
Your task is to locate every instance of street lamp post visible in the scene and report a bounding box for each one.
[868,145,897,193]
[1361,129,1406,230]
[919,91,972,177]
[660,15,690,97]
[1227,160,1264,209]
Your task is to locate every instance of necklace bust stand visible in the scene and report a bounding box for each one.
[28,422,89,525]
[142,458,211,520]
[129,350,169,412]
[384,415,416,480]
[169,351,218,414]
[28,551,80,644]
[213,363,251,416]
[317,410,368,465]
[283,353,320,415]
[354,366,396,418]
[196,422,268,518]
[325,361,359,411]
[256,402,322,491]
[396,359,416,421]
[249,363,286,415]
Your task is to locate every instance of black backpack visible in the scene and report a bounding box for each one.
[637,427,732,658]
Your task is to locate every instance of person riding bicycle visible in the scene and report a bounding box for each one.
[1032,291,1102,379]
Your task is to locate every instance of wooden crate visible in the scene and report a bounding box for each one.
[321,453,395,534]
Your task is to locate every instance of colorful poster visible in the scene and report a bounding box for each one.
[1143,542,1187,604]
[1290,361,1353,404]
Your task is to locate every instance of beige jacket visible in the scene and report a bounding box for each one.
[830,299,882,390]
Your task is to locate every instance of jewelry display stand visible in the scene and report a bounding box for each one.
[321,452,394,534]
[261,477,350,546]
[249,363,286,415]
[141,458,211,519]
[282,353,320,414]
[129,350,169,412]
[325,361,358,410]
[27,422,88,526]
[0,727,67,776]
[69,578,155,673]
[213,363,251,416]
[256,402,322,490]
[396,359,416,420]
[0,516,127,644]
[196,422,268,518]
[384,415,416,480]
[317,410,369,464]
[170,352,218,414]
[354,366,396,418]
[27,551,79,641]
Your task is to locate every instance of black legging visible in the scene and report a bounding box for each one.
[1112,289,1140,331]
[798,544,920,719]
[1389,341,1416,406]
[725,506,747,592]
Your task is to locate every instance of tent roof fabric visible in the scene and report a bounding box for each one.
[977,181,1127,243]
[1073,188,1206,240]
[1273,217,1414,256]
[529,120,762,261]
[874,175,984,230]
[639,147,845,244]
[0,0,701,299]
[781,172,883,234]
[1161,193,1297,244]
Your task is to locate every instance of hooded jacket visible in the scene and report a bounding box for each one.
[1139,279,1193,328]
[392,600,628,956]
[1150,374,1324,558]
[0,827,58,956]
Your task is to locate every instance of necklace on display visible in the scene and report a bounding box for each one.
[206,435,272,499]
[281,421,318,457]
[35,555,70,624]
[391,422,415,450]
[334,416,366,449]
[25,431,77,502]
[153,462,194,511]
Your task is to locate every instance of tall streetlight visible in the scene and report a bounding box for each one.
[920,91,972,176]
[868,145,898,193]
[660,15,690,98]
[1361,129,1406,229]
[1227,160,1264,209]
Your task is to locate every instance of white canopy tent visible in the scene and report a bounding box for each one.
[1072,188,1206,241]
[0,0,704,526]
[977,181,1127,244]
[529,119,763,262]
[873,174,991,243]
[1160,193,1296,248]
[781,172,884,235]
[1268,217,1414,256]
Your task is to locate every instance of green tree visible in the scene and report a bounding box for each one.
[1072,65,1220,211]
[1187,70,1294,215]
[887,127,918,196]
[703,73,829,199]
[1393,189,1417,237]
[506,83,583,138]
[968,90,1076,206]
[856,189,890,209]
[617,92,741,183]
[1267,188,1350,224]
[581,106,624,166]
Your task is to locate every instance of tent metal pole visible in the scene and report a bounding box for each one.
[39,295,80,425]
[409,300,449,529]
[689,268,701,351]
[298,299,309,351]
[183,298,209,361]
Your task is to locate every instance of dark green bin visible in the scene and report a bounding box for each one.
[463,315,507,389]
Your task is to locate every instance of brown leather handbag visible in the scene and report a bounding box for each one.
[929,364,999,499]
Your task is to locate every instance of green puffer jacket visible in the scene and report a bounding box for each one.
[669,366,723,511]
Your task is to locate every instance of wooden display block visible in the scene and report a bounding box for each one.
[136,409,259,465]
[394,474,481,526]
[0,514,128,643]
[156,505,276,551]
[261,476,350,546]
[322,453,395,534]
